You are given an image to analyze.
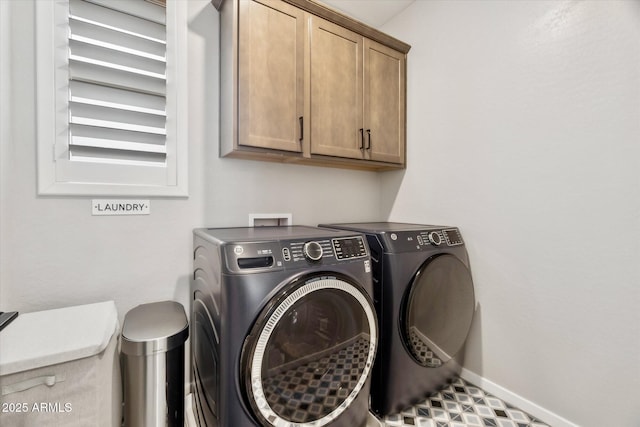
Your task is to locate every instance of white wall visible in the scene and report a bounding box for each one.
[381,1,640,426]
[0,0,383,323]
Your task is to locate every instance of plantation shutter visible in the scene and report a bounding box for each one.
[67,0,168,167]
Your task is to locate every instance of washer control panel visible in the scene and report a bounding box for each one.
[207,227,370,273]
[283,235,367,264]
[332,236,368,260]
[286,239,333,263]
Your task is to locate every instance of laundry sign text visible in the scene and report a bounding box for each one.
[92,199,150,216]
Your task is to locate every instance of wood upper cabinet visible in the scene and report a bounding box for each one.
[309,17,363,160]
[237,0,305,153]
[309,18,406,165]
[219,0,410,170]
[364,39,406,164]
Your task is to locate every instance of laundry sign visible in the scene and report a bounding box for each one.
[92,199,150,216]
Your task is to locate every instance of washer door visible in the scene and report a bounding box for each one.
[241,274,377,427]
[402,254,475,368]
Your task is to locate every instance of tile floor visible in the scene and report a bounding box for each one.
[186,376,551,427]
[379,377,551,427]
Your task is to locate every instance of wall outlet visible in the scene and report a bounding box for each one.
[249,213,293,227]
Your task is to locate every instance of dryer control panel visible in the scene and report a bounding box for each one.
[381,228,464,252]
[417,228,463,247]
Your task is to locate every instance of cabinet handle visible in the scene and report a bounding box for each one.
[366,129,371,150]
[299,117,303,142]
[359,128,364,150]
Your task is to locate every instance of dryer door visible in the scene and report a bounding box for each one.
[241,274,377,427]
[402,254,475,367]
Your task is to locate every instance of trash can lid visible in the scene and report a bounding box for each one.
[0,301,119,376]
[121,301,188,356]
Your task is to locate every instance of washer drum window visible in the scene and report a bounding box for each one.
[241,275,377,427]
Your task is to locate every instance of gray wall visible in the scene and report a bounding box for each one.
[2,1,639,427]
[381,1,640,426]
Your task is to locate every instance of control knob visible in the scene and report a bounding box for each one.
[303,241,323,262]
[428,232,442,246]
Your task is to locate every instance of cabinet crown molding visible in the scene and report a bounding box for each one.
[212,0,411,53]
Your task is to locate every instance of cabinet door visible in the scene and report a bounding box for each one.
[238,0,305,152]
[309,17,363,159]
[364,39,406,164]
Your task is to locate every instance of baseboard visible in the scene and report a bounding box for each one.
[185,393,197,427]
[460,368,579,427]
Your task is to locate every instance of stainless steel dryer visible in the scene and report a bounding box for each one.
[319,222,475,416]
[191,226,377,427]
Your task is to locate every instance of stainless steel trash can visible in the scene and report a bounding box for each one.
[121,301,189,427]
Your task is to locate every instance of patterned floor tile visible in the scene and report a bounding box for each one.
[378,377,550,427]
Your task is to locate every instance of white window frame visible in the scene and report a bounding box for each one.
[36,0,188,197]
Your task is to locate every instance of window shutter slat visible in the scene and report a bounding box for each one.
[69,114,166,135]
[69,60,166,96]
[71,123,166,146]
[84,0,166,25]
[69,18,166,59]
[68,0,167,166]
[70,146,166,166]
[71,136,167,154]
[69,40,166,80]
[71,0,166,36]
[70,81,166,114]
